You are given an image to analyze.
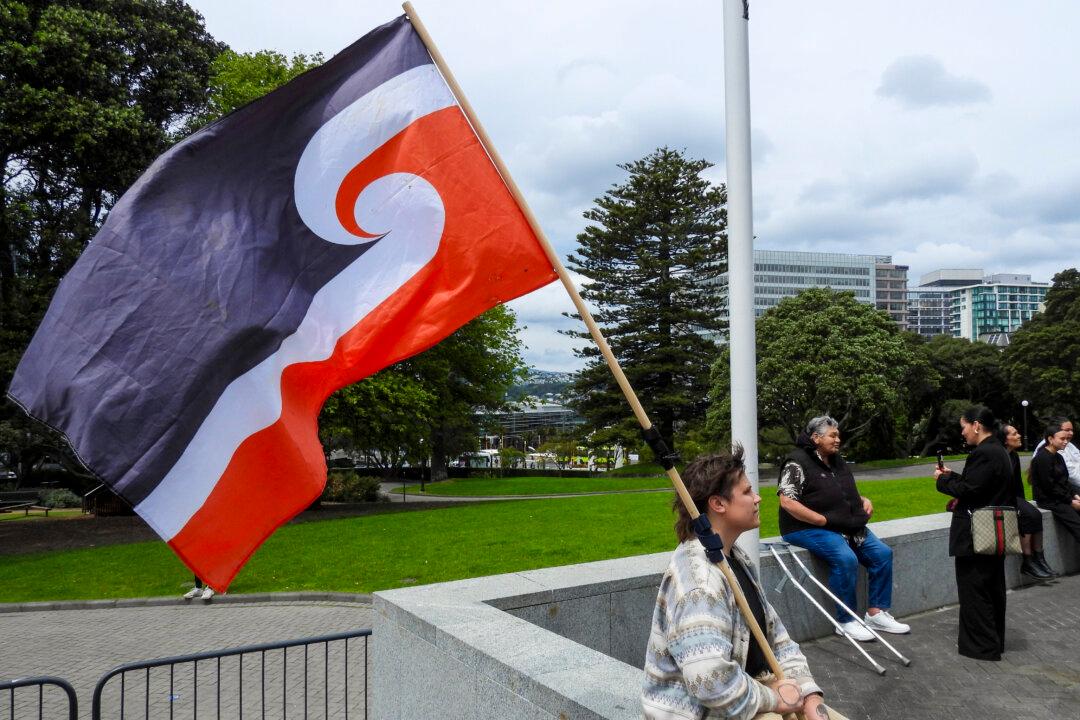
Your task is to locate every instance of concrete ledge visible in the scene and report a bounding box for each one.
[0,591,372,614]
[373,511,1080,720]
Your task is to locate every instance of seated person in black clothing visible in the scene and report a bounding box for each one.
[1030,422,1080,546]
[778,416,909,642]
[999,424,1057,579]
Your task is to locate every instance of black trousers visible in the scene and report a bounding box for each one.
[954,554,1006,661]
[1017,497,1043,535]
[1039,500,1080,543]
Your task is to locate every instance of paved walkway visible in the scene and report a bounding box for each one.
[5,574,1079,719]
[802,572,1080,720]
[0,599,372,719]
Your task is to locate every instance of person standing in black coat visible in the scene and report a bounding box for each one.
[935,406,1015,661]
[1029,422,1080,545]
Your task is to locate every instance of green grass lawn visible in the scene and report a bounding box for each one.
[0,476,945,603]
[0,508,82,523]
[402,475,672,496]
[605,461,668,477]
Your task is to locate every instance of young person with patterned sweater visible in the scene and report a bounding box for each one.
[642,449,848,720]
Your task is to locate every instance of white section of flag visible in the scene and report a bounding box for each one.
[295,65,455,245]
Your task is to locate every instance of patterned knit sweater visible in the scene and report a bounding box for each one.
[641,540,822,720]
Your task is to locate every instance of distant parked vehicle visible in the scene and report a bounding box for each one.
[453,450,499,468]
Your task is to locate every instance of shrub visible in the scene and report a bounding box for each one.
[322,471,386,502]
[39,488,82,508]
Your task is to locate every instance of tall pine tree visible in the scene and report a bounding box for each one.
[565,147,727,454]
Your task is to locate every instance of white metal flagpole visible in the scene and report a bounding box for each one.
[722,0,761,564]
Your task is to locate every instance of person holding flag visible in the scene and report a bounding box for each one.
[642,449,848,720]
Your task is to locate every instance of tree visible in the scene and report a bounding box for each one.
[907,334,1013,455]
[318,305,528,481]
[564,147,727,455]
[539,429,581,474]
[1002,268,1080,420]
[1,0,223,329]
[497,447,526,475]
[885,332,941,458]
[708,288,917,455]
[318,369,434,479]
[414,305,527,482]
[186,48,323,132]
[1,0,223,481]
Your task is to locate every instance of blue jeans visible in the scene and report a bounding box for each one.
[782,528,894,622]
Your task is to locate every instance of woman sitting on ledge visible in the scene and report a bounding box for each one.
[1030,422,1080,546]
[642,448,848,720]
[999,423,1057,579]
[777,416,909,641]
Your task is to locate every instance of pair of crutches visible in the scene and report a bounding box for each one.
[765,541,911,675]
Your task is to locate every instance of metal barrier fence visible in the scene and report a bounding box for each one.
[1,676,78,720]
[90,629,370,720]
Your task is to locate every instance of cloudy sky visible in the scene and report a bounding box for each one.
[187,0,1080,371]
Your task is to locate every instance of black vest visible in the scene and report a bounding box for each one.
[778,446,869,536]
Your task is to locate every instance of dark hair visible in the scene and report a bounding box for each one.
[673,446,746,543]
[961,405,998,433]
[995,424,1013,446]
[1043,422,1064,442]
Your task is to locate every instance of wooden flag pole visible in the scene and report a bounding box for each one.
[402,4,802,716]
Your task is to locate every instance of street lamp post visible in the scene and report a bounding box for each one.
[419,437,426,493]
[1021,400,1030,451]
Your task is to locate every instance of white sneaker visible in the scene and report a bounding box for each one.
[200,586,216,601]
[835,620,875,642]
[864,610,910,634]
[183,586,200,600]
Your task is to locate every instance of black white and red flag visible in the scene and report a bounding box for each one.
[8,15,556,590]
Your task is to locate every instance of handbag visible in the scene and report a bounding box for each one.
[970,505,1022,556]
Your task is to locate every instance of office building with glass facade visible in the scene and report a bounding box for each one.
[717,249,906,318]
[906,288,951,337]
[875,260,909,329]
[951,274,1049,344]
[906,270,1049,344]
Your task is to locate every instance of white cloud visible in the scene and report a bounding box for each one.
[992,174,1080,226]
[505,272,591,373]
[858,151,979,206]
[877,56,992,109]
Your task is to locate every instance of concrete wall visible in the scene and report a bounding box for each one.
[372,512,1080,719]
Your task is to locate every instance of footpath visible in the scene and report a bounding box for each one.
[804,571,1079,720]
[2,573,1078,719]
[0,598,372,719]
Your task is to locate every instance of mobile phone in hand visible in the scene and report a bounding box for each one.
[936,452,945,471]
